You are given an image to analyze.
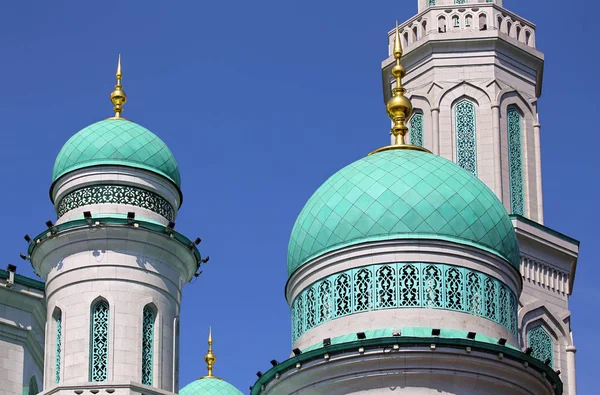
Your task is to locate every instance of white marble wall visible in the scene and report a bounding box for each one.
[0,277,45,395]
[513,217,579,394]
[31,222,197,394]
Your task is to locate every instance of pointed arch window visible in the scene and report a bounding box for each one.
[54,310,62,383]
[527,325,554,368]
[90,299,109,382]
[409,111,424,147]
[142,305,155,386]
[28,377,38,395]
[507,106,524,215]
[455,100,477,175]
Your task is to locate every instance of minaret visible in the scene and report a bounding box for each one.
[383,0,543,222]
[385,2,579,394]
[253,23,561,395]
[26,58,204,393]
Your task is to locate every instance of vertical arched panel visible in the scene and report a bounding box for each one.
[90,299,109,382]
[142,305,156,386]
[507,107,525,215]
[409,112,424,147]
[54,309,62,384]
[527,325,554,368]
[455,100,477,175]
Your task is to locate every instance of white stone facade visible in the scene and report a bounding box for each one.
[0,269,45,395]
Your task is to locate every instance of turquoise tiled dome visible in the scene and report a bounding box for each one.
[180,378,243,395]
[288,149,519,276]
[52,119,180,186]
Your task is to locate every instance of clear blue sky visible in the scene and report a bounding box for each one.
[1,0,597,392]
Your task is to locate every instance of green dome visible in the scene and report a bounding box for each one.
[288,149,519,276]
[52,119,181,186]
[180,377,243,395]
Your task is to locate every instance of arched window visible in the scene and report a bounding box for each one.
[409,112,424,147]
[90,299,109,382]
[465,15,472,27]
[28,377,38,395]
[507,107,524,215]
[413,26,418,41]
[453,15,460,28]
[525,30,532,46]
[479,13,487,30]
[422,20,428,35]
[404,31,409,46]
[497,16,503,30]
[516,26,522,41]
[527,325,554,368]
[142,305,155,386]
[438,16,446,33]
[506,21,512,36]
[54,309,62,384]
[455,100,477,175]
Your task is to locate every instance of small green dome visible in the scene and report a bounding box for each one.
[52,119,180,186]
[180,377,243,395]
[288,149,519,276]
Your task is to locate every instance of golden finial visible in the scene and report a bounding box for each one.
[202,326,219,379]
[370,22,430,155]
[109,55,127,119]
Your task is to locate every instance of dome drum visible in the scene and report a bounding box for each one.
[51,165,182,226]
[253,336,560,395]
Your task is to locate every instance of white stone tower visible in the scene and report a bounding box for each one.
[383,1,579,393]
[251,18,568,394]
[26,58,205,395]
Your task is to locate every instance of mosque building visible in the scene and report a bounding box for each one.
[0,0,579,394]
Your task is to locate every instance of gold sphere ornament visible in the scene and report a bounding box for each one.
[386,94,413,121]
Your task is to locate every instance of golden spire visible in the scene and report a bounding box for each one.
[109,55,127,119]
[370,22,430,155]
[202,326,219,379]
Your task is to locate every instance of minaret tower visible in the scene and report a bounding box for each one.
[253,24,563,395]
[383,2,579,394]
[26,58,205,394]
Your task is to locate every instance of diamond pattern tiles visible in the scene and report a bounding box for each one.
[287,149,519,276]
[179,378,244,395]
[52,119,181,186]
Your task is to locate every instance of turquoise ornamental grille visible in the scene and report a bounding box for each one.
[142,306,155,385]
[409,112,424,147]
[55,313,62,383]
[291,262,518,343]
[507,107,525,215]
[90,300,109,382]
[527,325,554,368]
[428,0,435,5]
[57,184,175,221]
[455,100,477,176]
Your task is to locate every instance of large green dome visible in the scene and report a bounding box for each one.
[52,119,181,186]
[180,377,243,395]
[288,149,519,276]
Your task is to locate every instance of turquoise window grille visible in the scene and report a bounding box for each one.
[428,0,435,6]
[409,112,424,147]
[527,325,554,368]
[90,300,109,382]
[142,306,155,386]
[455,0,467,4]
[455,100,477,175]
[55,312,62,384]
[291,262,517,343]
[507,107,525,215]
[28,377,38,395]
